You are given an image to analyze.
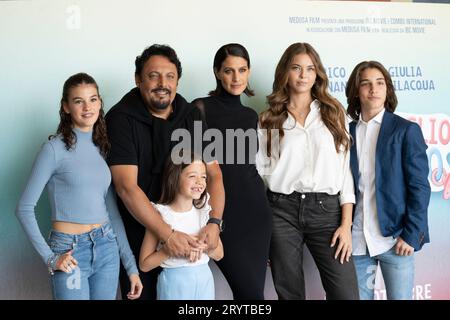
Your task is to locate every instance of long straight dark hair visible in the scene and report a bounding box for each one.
[159,152,207,209]
[52,73,110,158]
[209,43,254,97]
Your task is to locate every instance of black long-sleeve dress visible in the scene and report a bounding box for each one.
[193,90,272,300]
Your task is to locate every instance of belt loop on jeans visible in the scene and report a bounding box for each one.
[101,222,108,236]
[73,234,78,246]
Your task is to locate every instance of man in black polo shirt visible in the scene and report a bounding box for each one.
[106,44,224,300]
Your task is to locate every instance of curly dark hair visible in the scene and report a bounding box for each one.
[135,44,182,79]
[52,73,110,158]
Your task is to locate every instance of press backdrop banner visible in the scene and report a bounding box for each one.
[0,0,448,299]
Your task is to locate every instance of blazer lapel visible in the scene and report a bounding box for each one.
[376,111,396,157]
[349,121,359,194]
[375,111,397,194]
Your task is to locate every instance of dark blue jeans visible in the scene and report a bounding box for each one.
[48,222,120,300]
[268,190,359,300]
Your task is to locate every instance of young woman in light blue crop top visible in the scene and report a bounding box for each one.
[15,73,143,300]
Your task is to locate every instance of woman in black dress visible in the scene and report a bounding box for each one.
[193,43,272,300]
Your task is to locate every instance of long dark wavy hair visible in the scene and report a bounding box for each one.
[346,60,397,121]
[159,152,207,209]
[259,43,350,156]
[52,73,110,158]
[209,43,254,97]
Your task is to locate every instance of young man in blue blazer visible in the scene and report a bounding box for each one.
[345,61,430,300]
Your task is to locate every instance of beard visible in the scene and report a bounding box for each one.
[150,87,172,110]
[150,98,171,110]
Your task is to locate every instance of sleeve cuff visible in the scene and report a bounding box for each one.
[106,157,138,166]
[339,194,355,205]
[125,264,139,277]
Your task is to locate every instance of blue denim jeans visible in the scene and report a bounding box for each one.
[353,247,414,300]
[48,222,120,300]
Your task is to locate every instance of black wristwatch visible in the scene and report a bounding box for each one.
[207,218,224,232]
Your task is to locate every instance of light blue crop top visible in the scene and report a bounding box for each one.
[15,128,138,276]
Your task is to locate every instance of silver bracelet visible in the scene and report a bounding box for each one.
[47,253,60,275]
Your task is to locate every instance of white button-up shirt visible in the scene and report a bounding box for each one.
[256,100,355,205]
[352,109,397,257]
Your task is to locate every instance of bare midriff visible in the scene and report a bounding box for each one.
[52,221,104,234]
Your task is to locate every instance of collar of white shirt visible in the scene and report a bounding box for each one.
[285,99,320,129]
[358,108,385,126]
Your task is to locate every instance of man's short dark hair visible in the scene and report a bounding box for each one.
[135,44,182,79]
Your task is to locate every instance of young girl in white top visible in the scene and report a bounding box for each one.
[257,43,359,300]
[139,153,223,300]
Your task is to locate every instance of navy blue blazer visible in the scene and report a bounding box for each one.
[349,111,431,251]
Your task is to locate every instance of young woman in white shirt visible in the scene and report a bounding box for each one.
[257,42,359,300]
